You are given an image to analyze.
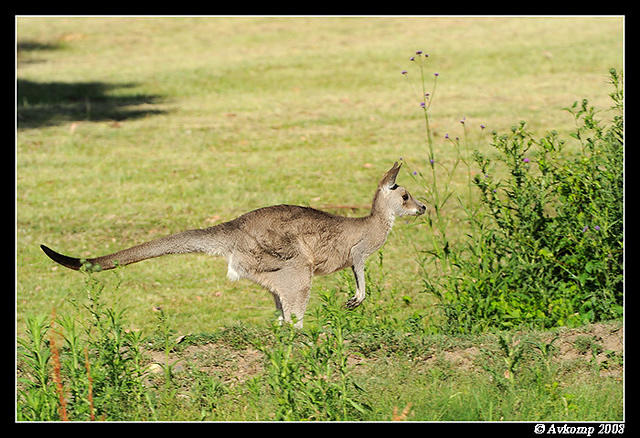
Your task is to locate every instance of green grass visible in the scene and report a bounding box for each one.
[16,277,623,421]
[17,16,623,421]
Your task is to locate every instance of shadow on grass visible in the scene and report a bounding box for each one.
[17,41,64,53]
[17,79,167,130]
[17,39,167,129]
[17,40,64,66]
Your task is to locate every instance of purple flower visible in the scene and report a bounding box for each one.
[416,50,423,55]
[410,56,415,61]
[412,171,417,175]
[430,159,435,164]
[480,124,486,129]
[444,133,449,139]
[594,225,601,231]
[420,102,426,108]
[523,158,530,163]
[434,72,439,77]
[460,117,466,125]
[582,226,589,232]
[401,70,408,75]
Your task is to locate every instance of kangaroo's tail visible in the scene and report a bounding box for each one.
[41,227,228,271]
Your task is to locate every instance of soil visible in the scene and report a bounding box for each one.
[422,321,624,378]
[144,321,623,382]
[146,343,265,385]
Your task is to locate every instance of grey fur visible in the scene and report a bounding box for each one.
[41,162,425,328]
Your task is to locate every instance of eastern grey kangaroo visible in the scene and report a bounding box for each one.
[41,162,426,328]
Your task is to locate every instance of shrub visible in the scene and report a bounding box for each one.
[406,54,623,333]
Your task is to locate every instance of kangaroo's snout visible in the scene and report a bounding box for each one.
[411,200,426,216]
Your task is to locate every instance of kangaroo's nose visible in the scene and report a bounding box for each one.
[418,204,426,215]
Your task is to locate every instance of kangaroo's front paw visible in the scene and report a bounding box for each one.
[345,295,364,310]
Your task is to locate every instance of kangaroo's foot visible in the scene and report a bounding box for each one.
[345,295,365,310]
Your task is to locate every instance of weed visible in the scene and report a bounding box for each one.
[188,370,228,420]
[480,333,527,390]
[17,269,158,421]
[83,348,95,420]
[574,335,603,356]
[49,309,68,420]
[528,334,560,380]
[600,350,624,371]
[253,288,371,421]
[17,315,57,420]
[391,402,413,421]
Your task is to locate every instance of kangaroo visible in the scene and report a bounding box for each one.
[41,162,425,328]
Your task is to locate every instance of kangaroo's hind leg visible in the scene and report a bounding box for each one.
[272,293,284,324]
[258,264,313,329]
[285,281,312,329]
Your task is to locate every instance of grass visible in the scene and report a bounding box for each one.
[17,16,623,421]
[16,275,623,421]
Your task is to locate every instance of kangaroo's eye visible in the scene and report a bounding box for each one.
[402,194,409,201]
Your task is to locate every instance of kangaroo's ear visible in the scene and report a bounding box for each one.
[379,161,402,190]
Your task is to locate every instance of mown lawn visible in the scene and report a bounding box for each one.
[16,16,623,422]
[17,16,622,333]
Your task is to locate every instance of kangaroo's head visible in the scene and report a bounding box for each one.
[372,162,426,222]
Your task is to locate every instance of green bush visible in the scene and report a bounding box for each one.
[411,63,623,333]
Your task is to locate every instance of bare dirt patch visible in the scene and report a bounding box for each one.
[422,321,623,377]
[146,343,264,385]
[143,321,623,381]
[547,322,624,377]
